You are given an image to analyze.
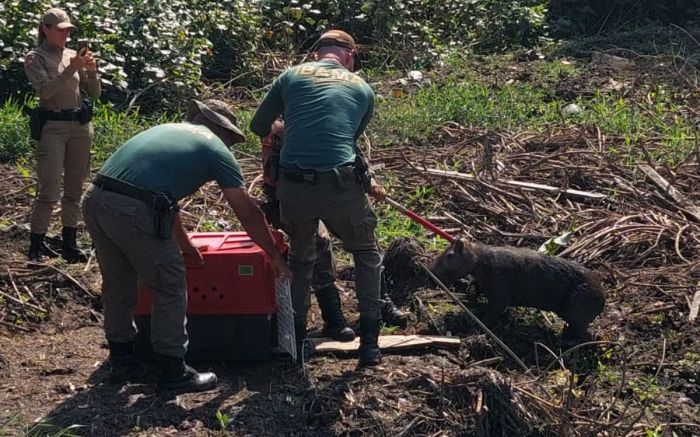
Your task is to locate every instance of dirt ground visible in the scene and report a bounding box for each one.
[0,190,698,436]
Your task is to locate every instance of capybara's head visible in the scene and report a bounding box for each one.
[431,238,477,285]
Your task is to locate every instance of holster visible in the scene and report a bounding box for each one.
[25,107,46,141]
[152,192,179,240]
[353,154,372,194]
[78,99,93,125]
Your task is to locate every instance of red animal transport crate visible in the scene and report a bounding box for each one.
[133,231,286,361]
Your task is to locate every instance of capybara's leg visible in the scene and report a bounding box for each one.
[562,312,589,340]
[482,297,506,326]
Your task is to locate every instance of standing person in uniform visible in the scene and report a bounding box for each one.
[261,121,355,342]
[82,100,291,393]
[250,30,385,367]
[261,122,408,341]
[24,8,100,262]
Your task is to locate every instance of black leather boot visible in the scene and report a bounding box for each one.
[380,267,409,328]
[28,232,45,262]
[358,318,382,367]
[62,227,89,263]
[155,353,217,392]
[315,285,355,342]
[107,340,147,384]
[381,290,408,328]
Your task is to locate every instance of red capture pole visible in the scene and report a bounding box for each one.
[384,197,454,242]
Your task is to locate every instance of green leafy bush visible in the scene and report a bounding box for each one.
[548,0,700,36]
[0,0,550,110]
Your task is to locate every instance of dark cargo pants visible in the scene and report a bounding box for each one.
[82,185,189,358]
[277,166,382,325]
[311,222,336,291]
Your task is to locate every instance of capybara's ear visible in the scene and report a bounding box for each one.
[453,238,464,252]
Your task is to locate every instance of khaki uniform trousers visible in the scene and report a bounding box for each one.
[277,166,382,325]
[31,120,93,234]
[82,185,188,358]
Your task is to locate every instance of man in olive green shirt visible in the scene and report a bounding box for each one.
[251,30,385,367]
[83,100,290,392]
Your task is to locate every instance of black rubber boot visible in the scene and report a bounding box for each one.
[381,290,409,328]
[61,227,89,263]
[155,354,217,392]
[107,340,147,384]
[315,285,355,342]
[358,318,382,367]
[28,232,45,262]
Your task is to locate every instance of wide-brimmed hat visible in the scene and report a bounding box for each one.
[188,99,246,143]
[41,8,76,30]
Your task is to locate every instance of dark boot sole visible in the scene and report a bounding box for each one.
[157,378,218,393]
[358,347,382,367]
[358,357,382,367]
[322,328,356,342]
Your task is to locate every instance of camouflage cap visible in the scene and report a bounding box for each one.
[317,30,356,50]
[41,8,76,30]
[188,99,246,143]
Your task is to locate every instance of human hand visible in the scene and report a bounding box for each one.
[262,119,284,147]
[270,253,292,281]
[369,181,387,202]
[182,243,205,266]
[270,119,285,136]
[83,51,97,72]
[69,51,88,71]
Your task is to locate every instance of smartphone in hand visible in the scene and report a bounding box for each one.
[77,39,89,55]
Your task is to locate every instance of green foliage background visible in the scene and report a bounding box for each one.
[0,0,553,109]
[0,1,697,110]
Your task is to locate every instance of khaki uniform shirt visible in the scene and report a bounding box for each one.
[24,41,101,110]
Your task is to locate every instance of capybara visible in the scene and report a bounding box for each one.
[432,239,605,339]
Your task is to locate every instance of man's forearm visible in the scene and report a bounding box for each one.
[171,211,190,251]
[237,201,283,261]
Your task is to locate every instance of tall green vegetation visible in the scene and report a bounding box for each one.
[1,1,697,111]
[0,0,549,109]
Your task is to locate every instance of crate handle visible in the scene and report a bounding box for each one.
[211,234,255,251]
[213,234,229,251]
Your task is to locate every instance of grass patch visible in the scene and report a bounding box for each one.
[0,100,174,166]
[376,206,449,253]
[371,55,696,166]
[91,103,173,164]
[0,99,33,163]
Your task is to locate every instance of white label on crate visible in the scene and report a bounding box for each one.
[238,265,254,276]
[275,277,296,361]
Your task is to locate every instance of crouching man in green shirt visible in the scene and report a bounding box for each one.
[250,30,386,367]
[82,100,291,393]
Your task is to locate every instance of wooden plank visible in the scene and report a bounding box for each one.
[639,164,700,223]
[425,168,607,200]
[309,334,461,353]
[689,283,700,323]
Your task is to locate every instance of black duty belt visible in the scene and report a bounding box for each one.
[93,174,159,206]
[39,107,83,122]
[93,174,179,239]
[282,164,354,185]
